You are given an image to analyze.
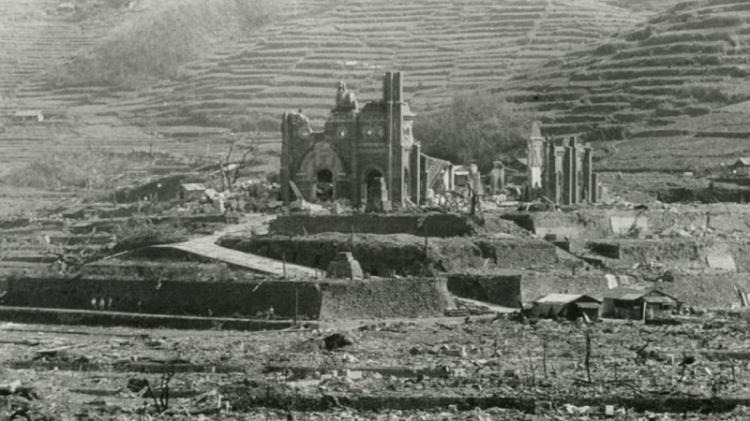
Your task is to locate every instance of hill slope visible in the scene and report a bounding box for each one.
[0,0,683,174]
[112,0,661,130]
[505,0,750,147]
[5,1,677,133]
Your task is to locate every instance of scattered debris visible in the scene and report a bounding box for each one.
[323,333,354,351]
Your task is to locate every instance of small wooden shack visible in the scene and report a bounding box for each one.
[601,288,679,321]
[730,157,750,176]
[530,293,601,321]
[179,183,207,201]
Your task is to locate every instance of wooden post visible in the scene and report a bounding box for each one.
[294,287,299,325]
[542,336,548,379]
[282,252,287,279]
[584,330,592,383]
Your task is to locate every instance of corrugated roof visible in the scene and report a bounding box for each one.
[735,157,750,167]
[575,302,601,309]
[535,293,604,304]
[535,293,583,304]
[181,183,206,191]
[644,296,677,304]
[603,288,678,302]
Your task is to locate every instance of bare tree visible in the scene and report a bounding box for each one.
[220,130,259,190]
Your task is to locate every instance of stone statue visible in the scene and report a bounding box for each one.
[335,81,358,111]
[489,161,505,194]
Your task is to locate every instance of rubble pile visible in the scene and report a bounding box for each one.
[2,314,750,419]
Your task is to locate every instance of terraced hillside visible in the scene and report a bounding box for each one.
[114,0,662,131]
[0,0,133,110]
[505,0,750,148]
[1,0,681,172]
[0,0,295,170]
[597,104,750,171]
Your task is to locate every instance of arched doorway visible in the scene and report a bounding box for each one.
[364,168,384,210]
[316,168,334,202]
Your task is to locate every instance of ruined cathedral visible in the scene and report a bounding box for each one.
[280,72,422,210]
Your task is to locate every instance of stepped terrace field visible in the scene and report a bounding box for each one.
[0,0,677,169]
[505,0,750,148]
[113,0,658,131]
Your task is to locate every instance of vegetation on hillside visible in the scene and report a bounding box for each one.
[1,148,130,191]
[52,0,279,89]
[415,93,530,172]
[112,221,189,253]
[506,0,750,145]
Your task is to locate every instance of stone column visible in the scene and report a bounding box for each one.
[583,147,593,203]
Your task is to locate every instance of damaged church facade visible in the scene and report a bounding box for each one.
[280,72,430,210]
[527,122,600,205]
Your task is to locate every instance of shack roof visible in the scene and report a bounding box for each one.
[534,293,601,304]
[181,183,206,191]
[732,157,750,167]
[603,288,678,303]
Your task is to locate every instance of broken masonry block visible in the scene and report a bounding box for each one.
[326,251,364,280]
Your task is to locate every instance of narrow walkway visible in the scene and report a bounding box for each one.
[153,236,318,277]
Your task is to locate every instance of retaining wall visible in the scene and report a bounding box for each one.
[4,276,322,319]
[269,213,528,237]
[218,233,564,276]
[446,272,522,308]
[506,206,750,240]
[2,274,454,320]
[318,277,452,319]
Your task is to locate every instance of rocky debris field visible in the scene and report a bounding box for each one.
[4,314,750,420]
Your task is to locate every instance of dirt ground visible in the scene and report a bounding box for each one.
[3,315,750,420]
